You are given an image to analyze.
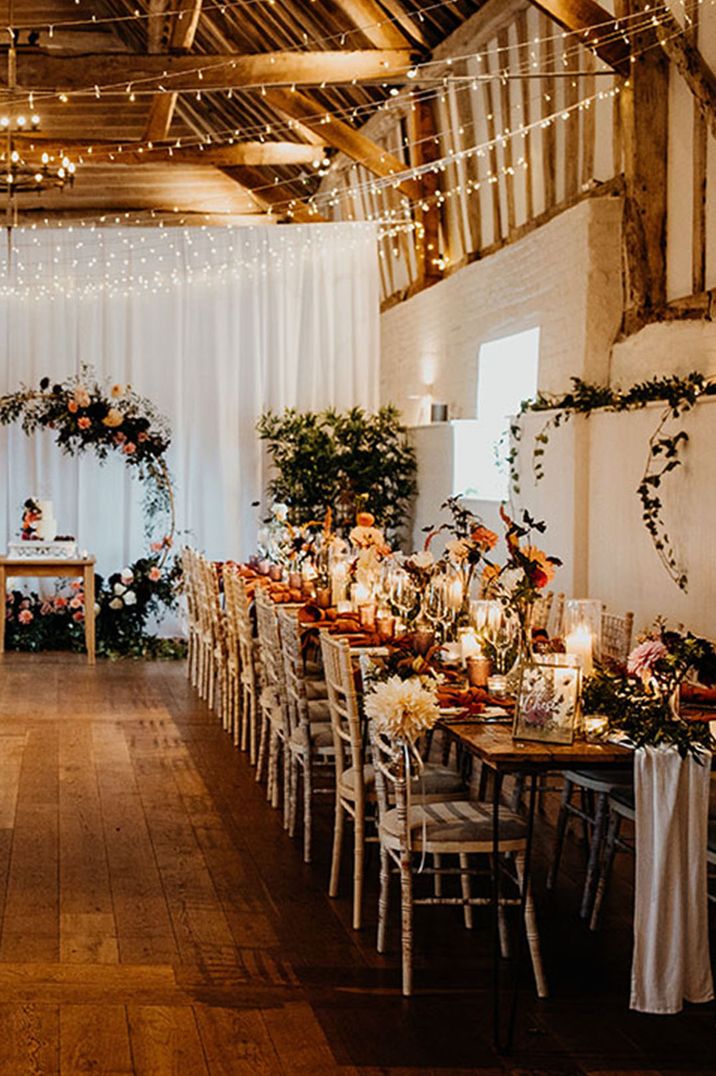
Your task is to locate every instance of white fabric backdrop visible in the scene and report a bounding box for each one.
[0,223,379,574]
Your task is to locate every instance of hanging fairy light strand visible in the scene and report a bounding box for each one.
[0,0,699,234]
[1,0,683,190]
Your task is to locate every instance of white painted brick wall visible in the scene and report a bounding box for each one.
[380,196,623,426]
[381,193,716,633]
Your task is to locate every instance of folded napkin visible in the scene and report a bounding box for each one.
[436,685,514,714]
[630,744,714,1014]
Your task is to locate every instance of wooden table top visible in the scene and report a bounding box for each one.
[440,719,632,773]
[0,555,95,568]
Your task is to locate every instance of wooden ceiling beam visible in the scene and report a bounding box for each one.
[221,165,326,222]
[13,138,329,167]
[12,49,415,92]
[265,87,419,198]
[652,7,716,143]
[526,1,631,76]
[144,0,203,141]
[329,0,413,49]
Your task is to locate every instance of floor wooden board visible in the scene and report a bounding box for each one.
[0,653,711,1074]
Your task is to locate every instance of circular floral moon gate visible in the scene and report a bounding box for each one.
[0,366,179,654]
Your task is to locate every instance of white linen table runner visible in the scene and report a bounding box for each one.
[630,744,714,1013]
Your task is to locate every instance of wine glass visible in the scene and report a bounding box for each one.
[424,576,452,641]
[391,570,417,622]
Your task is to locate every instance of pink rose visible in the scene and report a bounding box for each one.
[122,442,136,455]
[78,417,91,430]
[54,596,67,609]
[69,596,83,610]
[68,399,78,414]
[72,610,85,622]
[148,566,161,582]
[18,609,33,625]
[40,602,52,616]
[627,638,668,679]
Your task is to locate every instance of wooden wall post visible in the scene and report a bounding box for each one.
[619,0,669,331]
[408,99,443,287]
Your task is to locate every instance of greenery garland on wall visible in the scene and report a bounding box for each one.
[0,368,182,656]
[257,405,417,544]
[509,373,716,591]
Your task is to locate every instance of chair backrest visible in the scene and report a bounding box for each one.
[532,591,554,632]
[181,546,198,632]
[320,633,365,792]
[278,608,307,738]
[547,592,565,639]
[602,610,634,664]
[233,575,257,692]
[222,566,241,665]
[367,718,408,834]
[255,587,285,700]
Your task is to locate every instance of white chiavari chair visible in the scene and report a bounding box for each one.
[321,634,466,931]
[181,547,200,689]
[255,588,290,819]
[368,719,547,998]
[531,591,553,632]
[601,609,635,665]
[278,609,334,863]
[546,592,565,639]
[234,575,260,763]
[222,567,244,747]
[200,554,231,728]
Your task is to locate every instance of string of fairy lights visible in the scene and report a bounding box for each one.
[11,0,697,225]
[0,0,686,225]
[0,0,704,295]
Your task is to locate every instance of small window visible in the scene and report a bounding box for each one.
[460,328,540,502]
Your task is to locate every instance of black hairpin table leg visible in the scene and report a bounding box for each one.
[493,769,538,1055]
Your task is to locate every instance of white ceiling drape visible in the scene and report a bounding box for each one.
[0,223,379,570]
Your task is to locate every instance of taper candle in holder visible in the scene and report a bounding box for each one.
[563,599,602,665]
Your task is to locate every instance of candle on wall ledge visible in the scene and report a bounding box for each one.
[565,623,594,677]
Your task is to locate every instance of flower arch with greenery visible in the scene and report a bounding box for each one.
[0,367,182,656]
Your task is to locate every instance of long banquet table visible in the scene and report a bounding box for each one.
[439,719,631,1052]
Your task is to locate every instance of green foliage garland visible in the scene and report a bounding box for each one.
[509,373,716,591]
[257,405,417,543]
[0,368,182,657]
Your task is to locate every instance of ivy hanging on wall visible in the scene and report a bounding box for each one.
[508,372,716,592]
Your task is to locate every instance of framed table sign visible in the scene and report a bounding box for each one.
[513,659,581,745]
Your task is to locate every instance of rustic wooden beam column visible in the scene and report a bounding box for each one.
[408,99,442,287]
[619,0,668,331]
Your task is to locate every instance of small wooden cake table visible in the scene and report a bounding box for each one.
[0,555,96,664]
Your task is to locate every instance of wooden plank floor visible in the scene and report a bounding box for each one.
[0,653,712,1074]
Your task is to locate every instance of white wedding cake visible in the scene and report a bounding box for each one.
[6,497,78,560]
[35,499,57,541]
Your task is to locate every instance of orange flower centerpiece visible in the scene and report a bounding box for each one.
[424,496,499,625]
[481,506,561,659]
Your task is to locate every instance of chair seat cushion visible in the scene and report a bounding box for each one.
[339,762,463,799]
[381,800,526,847]
[290,723,334,751]
[307,698,331,721]
[609,785,636,816]
[305,678,328,701]
[565,767,633,794]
